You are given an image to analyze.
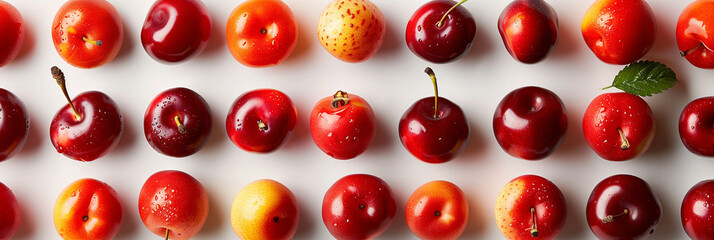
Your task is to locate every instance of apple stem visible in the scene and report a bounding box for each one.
[680,43,703,57]
[617,128,630,150]
[174,116,187,134]
[436,0,468,28]
[602,209,629,223]
[331,90,350,108]
[164,228,170,240]
[51,66,81,121]
[258,120,268,131]
[424,67,439,119]
[82,36,103,46]
[529,207,539,237]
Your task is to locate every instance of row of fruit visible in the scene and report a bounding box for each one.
[0,0,712,69]
[2,171,714,239]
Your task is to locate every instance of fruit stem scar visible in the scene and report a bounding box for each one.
[51,66,81,120]
[530,207,539,237]
[258,120,268,131]
[82,36,103,46]
[434,211,441,217]
[174,115,187,134]
[82,215,88,222]
[424,67,439,119]
[331,90,350,108]
[680,43,703,57]
[273,217,279,223]
[260,28,267,34]
[617,128,630,150]
[358,204,365,209]
[602,208,629,223]
[436,0,468,28]
[164,228,170,240]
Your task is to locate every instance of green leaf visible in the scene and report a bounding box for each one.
[602,60,677,97]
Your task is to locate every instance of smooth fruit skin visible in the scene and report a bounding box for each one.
[141,0,211,63]
[317,0,386,63]
[226,89,297,153]
[405,180,468,240]
[322,174,396,240]
[493,86,567,160]
[50,91,123,162]
[682,179,714,240]
[0,1,23,68]
[227,0,298,67]
[138,170,209,240]
[51,0,124,69]
[399,97,470,163]
[676,0,714,69]
[495,175,567,240]
[582,92,654,161]
[0,182,20,240]
[53,178,123,240]
[144,87,212,157]
[498,0,558,64]
[405,0,477,63]
[231,179,299,240]
[581,0,656,65]
[679,97,714,156]
[310,91,376,160]
[0,88,29,162]
[586,174,662,240]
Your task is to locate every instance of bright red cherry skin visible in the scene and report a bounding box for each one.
[679,97,714,156]
[322,174,396,240]
[493,86,567,160]
[405,0,476,63]
[141,0,211,63]
[682,179,714,240]
[310,91,376,160]
[586,174,662,240]
[676,0,714,69]
[582,92,655,161]
[0,88,29,162]
[0,1,23,68]
[50,91,123,162]
[498,0,558,64]
[226,89,297,153]
[399,97,469,163]
[0,182,20,240]
[144,87,212,157]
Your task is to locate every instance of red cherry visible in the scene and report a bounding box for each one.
[405,0,476,63]
[679,97,714,156]
[310,91,376,160]
[682,179,714,240]
[0,88,29,162]
[141,0,212,63]
[0,182,20,240]
[498,0,558,63]
[0,1,23,68]
[226,89,297,153]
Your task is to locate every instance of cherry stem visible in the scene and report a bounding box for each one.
[602,209,629,223]
[424,67,439,119]
[51,66,81,120]
[331,90,350,108]
[617,128,630,150]
[680,43,703,57]
[164,228,170,240]
[437,0,468,28]
[258,120,268,131]
[174,116,186,134]
[82,36,103,46]
[530,207,539,237]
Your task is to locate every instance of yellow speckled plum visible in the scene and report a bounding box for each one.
[317,0,386,63]
[231,179,299,240]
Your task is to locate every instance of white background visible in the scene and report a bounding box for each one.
[0,0,711,239]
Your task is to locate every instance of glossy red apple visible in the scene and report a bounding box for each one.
[49,66,123,162]
[399,67,469,163]
[405,0,477,63]
[310,90,376,160]
[406,180,468,240]
[51,0,124,69]
[587,174,661,240]
[0,1,23,68]
[493,86,567,160]
[144,87,212,157]
[677,0,714,69]
[581,0,656,64]
[682,179,714,240]
[53,178,123,240]
[226,89,297,153]
[498,0,558,64]
[141,0,212,63]
[139,170,209,240]
[495,175,567,240]
[583,92,654,161]
[679,97,714,156]
[322,174,396,240]
[0,182,20,240]
[0,88,29,162]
